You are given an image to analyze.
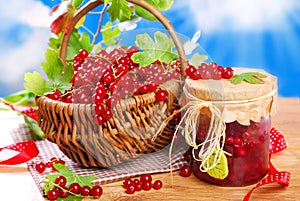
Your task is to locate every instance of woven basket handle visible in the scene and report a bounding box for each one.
[60,0,187,77]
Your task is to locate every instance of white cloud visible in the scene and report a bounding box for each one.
[0,0,51,28]
[0,0,51,89]
[187,0,300,33]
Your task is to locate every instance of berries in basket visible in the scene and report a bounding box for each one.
[23,0,210,168]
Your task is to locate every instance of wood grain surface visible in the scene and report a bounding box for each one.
[85,98,300,201]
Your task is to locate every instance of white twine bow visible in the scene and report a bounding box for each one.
[170,85,227,172]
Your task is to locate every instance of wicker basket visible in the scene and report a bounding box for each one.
[36,0,188,168]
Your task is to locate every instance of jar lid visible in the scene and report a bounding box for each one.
[179,68,278,125]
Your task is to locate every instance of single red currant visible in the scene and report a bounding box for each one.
[140,174,152,183]
[80,185,91,196]
[91,185,103,197]
[78,49,89,59]
[180,165,192,177]
[142,181,152,191]
[125,184,135,194]
[123,178,133,189]
[155,89,168,102]
[35,162,46,173]
[69,182,81,194]
[55,176,67,188]
[153,180,163,190]
[222,67,234,79]
[48,188,59,200]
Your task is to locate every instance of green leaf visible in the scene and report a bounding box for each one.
[102,21,121,46]
[203,149,229,180]
[23,115,45,140]
[135,0,173,21]
[24,71,50,96]
[189,53,208,67]
[3,90,35,106]
[135,5,157,21]
[41,49,64,81]
[72,0,83,8]
[132,31,177,67]
[230,72,267,84]
[107,0,132,22]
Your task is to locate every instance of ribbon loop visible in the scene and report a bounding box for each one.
[0,140,39,165]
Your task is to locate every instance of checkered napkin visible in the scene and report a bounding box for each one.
[10,123,187,195]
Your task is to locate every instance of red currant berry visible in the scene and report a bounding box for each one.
[186,65,196,77]
[55,176,67,188]
[47,90,62,101]
[155,89,168,102]
[91,185,103,197]
[69,183,81,194]
[74,55,83,64]
[59,188,69,198]
[140,174,152,183]
[142,181,152,191]
[78,49,89,59]
[80,185,91,196]
[123,178,133,189]
[222,67,234,79]
[180,165,192,177]
[35,162,46,173]
[102,72,115,85]
[125,184,135,194]
[189,69,202,80]
[153,180,163,190]
[102,109,113,120]
[48,188,59,200]
[95,114,105,125]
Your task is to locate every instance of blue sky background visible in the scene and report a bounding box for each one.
[0,0,299,97]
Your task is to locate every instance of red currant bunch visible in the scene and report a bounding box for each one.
[186,62,234,80]
[47,176,103,201]
[35,157,66,173]
[123,174,163,195]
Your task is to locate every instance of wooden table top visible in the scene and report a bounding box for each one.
[0,97,299,201]
[85,97,299,201]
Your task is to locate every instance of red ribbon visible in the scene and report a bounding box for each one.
[0,140,39,165]
[243,128,290,201]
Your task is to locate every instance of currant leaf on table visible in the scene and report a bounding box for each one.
[44,164,97,195]
[132,31,177,67]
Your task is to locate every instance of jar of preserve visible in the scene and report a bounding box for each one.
[178,68,278,187]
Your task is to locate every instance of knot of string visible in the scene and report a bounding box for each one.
[173,85,226,172]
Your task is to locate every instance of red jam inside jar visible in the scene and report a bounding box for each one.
[191,116,271,187]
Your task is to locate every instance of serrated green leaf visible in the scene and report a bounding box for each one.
[41,49,64,81]
[66,31,93,61]
[107,0,132,22]
[102,21,121,46]
[230,72,267,84]
[24,72,51,96]
[57,196,83,201]
[203,149,229,180]
[189,53,208,67]
[72,0,83,8]
[53,164,76,177]
[230,74,243,84]
[132,31,177,67]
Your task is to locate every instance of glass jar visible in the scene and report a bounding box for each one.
[192,115,271,186]
[179,68,277,187]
